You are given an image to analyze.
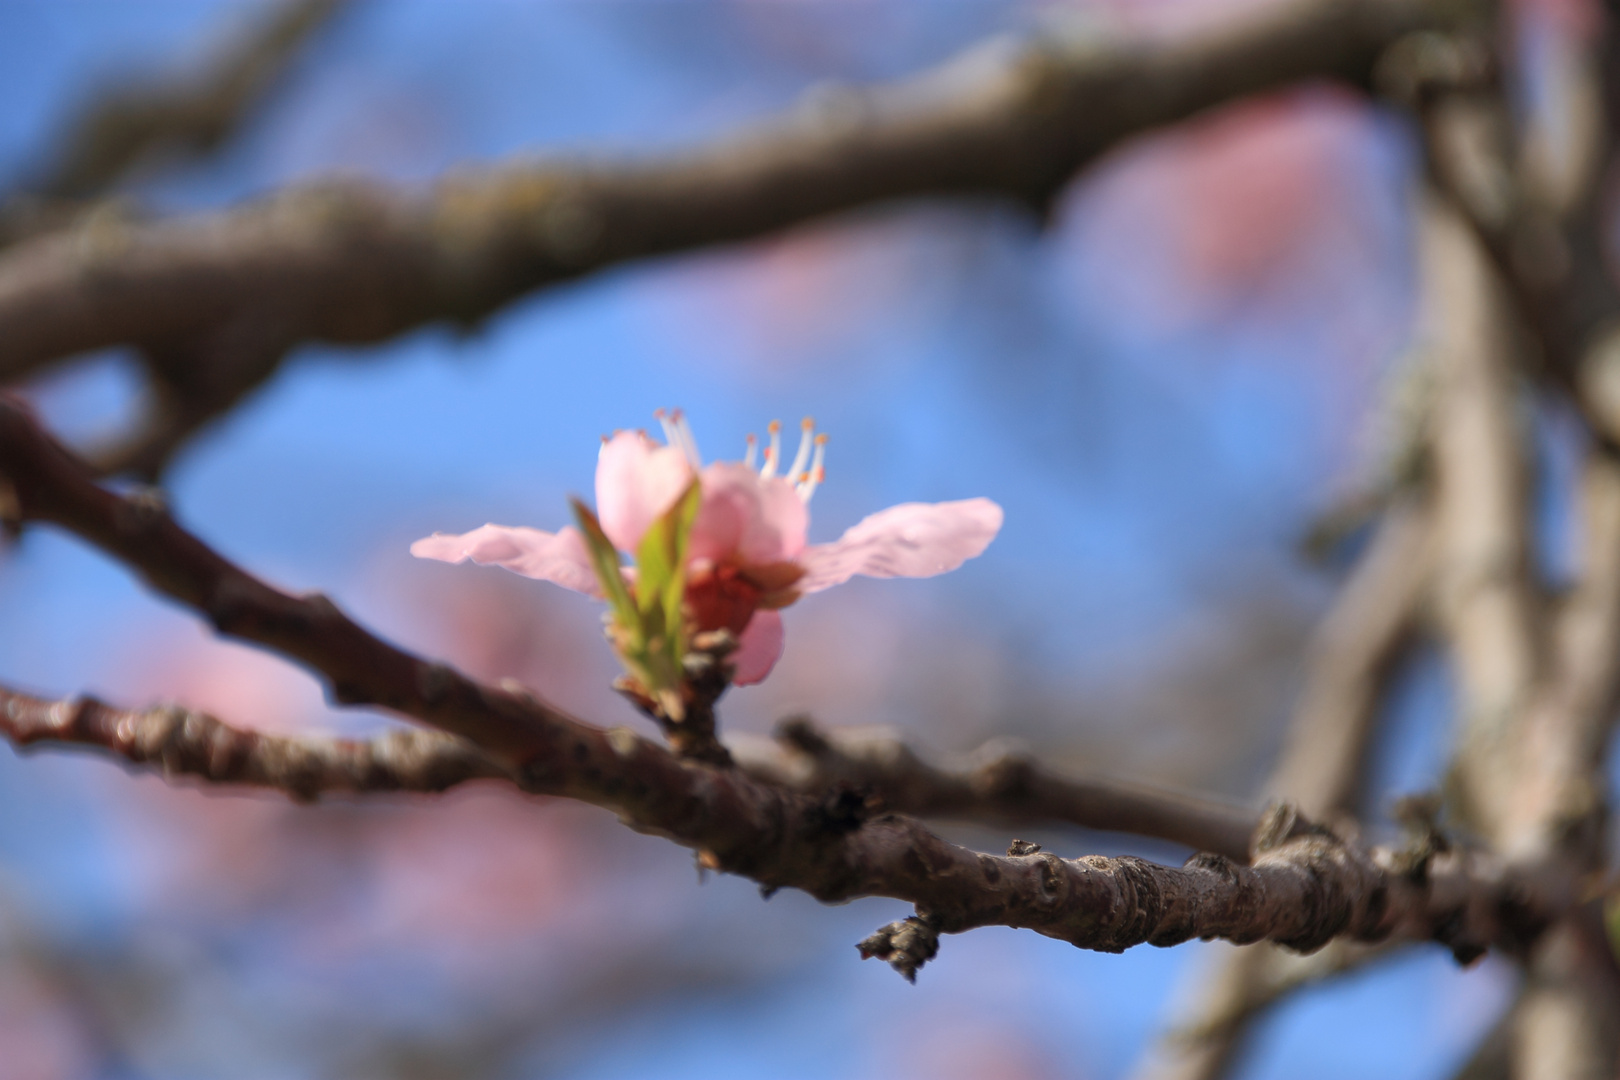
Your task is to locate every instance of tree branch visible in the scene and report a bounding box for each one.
[0,395,1542,970]
[30,0,352,199]
[1421,190,1542,837]
[1163,939,1407,1050]
[0,0,1469,472]
[0,684,504,800]
[0,670,1261,858]
[1423,107,1620,1074]
[1132,497,1437,1080]
[1269,497,1436,815]
[732,716,1259,862]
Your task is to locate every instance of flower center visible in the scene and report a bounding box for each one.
[684,563,763,635]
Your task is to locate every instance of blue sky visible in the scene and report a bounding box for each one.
[0,3,1518,1077]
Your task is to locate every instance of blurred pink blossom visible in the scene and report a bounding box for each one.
[412,413,1002,685]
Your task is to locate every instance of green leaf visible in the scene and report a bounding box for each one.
[571,498,637,632]
[631,480,701,693]
[636,481,700,615]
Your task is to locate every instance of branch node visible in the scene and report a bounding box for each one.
[1389,792,1451,885]
[416,662,454,705]
[857,914,940,983]
[1006,838,1043,856]
[606,726,641,759]
[113,486,169,536]
[0,474,20,534]
[1251,800,1336,858]
[773,714,830,757]
[970,741,1036,801]
[805,783,878,835]
[1184,850,1242,884]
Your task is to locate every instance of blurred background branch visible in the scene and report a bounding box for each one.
[0,0,352,251]
[1133,495,1435,1080]
[0,0,1471,478]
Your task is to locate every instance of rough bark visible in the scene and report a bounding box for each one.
[0,685,504,800]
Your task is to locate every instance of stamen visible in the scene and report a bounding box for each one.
[654,408,681,449]
[787,417,815,482]
[743,433,758,470]
[760,420,783,478]
[797,433,828,502]
[671,408,702,467]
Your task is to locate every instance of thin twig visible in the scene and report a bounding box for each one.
[1165,939,1408,1048]
[733,717,1259,862]
[32,0,351,198]
[0,684,504,801]
[1422,190,1542,836]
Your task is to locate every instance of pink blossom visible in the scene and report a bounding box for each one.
[412,412,1002,685]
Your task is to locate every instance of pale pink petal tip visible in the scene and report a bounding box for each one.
[795,497,1003,594]
[596,430,694,552]
[731,610,785,686]
[410,524,601,597]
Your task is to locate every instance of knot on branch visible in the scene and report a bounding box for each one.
[773,714,830,757]
[113,486,169,536]
[969,741,1036,802]
[1389,793,1451,885]
[805,782,879,835]
[1251,800,1338,859]
[1374,30,1493,109]
[1241,804,1397,953]
[858,914,940,983]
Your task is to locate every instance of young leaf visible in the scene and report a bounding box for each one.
[571,498,638,632]
[637,481,700,612]
[633,480,701,693]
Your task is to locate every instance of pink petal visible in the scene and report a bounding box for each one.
[796,498,1003,594]
[596,431,694,552]
[410,524,602,597]
[690,462,807,565]
[731,609,784,686]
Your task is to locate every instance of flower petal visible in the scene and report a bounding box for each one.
[731,609,784,686]
[796,498,1003,594]
[410,524,601,596]
[691,462,807,565]
[596,431,694,552]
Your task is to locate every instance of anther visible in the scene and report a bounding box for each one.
[761,420,783,478]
